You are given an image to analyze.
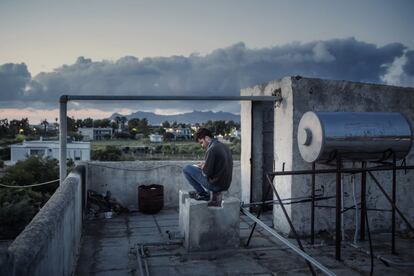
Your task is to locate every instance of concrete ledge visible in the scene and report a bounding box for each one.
[178,190,190,236]
[5,169,84,276]
[180,191,240,251]
[87,160,241,209]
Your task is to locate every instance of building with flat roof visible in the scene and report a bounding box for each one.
[165,127,192,140]
[78,127,112,141]
[9,139,90,164]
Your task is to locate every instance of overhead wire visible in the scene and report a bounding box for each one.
[0,179,59,188]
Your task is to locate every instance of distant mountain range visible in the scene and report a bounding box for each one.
[109,110,240,125]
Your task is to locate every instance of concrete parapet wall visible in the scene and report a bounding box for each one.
[3,167,85,276]
[86,160,241,210]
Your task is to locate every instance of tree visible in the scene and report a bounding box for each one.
[163,132,175,141]
[119,116,127,131]
[93,119,111,128]
[199,120,239,136]
[114,116,128,132]
[9,118,30,136]
[128,118,149,136]
[0,156,59,239]
[1,155,59,194]
[0,119,9,138]
[41,119,49,136]
[162,121,171,128]
[75,119,83,129]
[225,120,240,135]
[83,118,93,128]
[110,120,118,133]
[67,116,76,132]
[91,146,122,161]
[212,120,226,136]
[202,120,213,131]
[53,117,59,132]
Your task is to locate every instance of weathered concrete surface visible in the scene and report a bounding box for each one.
[179,191,240,251]
[178,190,190,236]
[86,160,241,210]
[242,76,414,235]
[240,98,252,203]
[75,209,414,276]
[3,168,85,276]
[240,98,252,204]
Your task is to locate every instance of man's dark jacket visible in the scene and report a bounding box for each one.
[202,139,233,191]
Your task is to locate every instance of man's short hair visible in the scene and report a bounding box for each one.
[194,128,212,141]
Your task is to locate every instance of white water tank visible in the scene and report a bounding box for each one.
[297,112,413,163]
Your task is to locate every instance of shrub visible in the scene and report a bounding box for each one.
[0,156,59,239]
[0,196,38,239]
[1,156,59,194]
[114,132,132,139]
[91,145,122,161]
[0,147,10,161]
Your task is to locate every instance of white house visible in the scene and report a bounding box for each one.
[165,127,192,140]
[9,139,90,164]
[78,127,112,141]
[149,134,163,143]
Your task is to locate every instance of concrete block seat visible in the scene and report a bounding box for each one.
[179,190,240,252]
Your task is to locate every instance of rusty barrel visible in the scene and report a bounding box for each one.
[138,184,164,214]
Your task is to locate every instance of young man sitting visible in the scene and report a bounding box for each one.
[182,128,233,206]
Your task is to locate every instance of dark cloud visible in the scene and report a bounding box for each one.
[0,38,410,112]
[403,50,414,76]
[0,63,31,101]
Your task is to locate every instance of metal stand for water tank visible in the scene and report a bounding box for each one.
[246,155,414,262]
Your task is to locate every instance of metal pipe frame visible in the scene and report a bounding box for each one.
[269,165,414,176]
[367,171,414,233]
[241,207,336,276]
[59,101,67,184]
[58,94,281,184]
[241,195,332,208]
[311,162,316,244]
[136,246,146,276]
[245,181,273,247]
[360,161,367,241]
[335,157,342,260]
[265,158,414,262]
[140,245,150,276]
[264,174,317,275]
[63,95,282,102]
[392,154,397,254]
[315,205,393,213]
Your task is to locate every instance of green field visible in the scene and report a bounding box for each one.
[91,138,240,161]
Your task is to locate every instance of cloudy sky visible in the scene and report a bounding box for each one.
[1,0,413,124]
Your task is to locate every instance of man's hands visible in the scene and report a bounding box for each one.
[194,161,204,168]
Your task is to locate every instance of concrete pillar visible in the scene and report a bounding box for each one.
[179,191,240,251]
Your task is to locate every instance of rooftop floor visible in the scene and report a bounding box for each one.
[75,209,414,276]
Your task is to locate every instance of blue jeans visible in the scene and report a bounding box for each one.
[182,165,220,194]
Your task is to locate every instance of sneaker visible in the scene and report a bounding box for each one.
[208,191,223,207]
[188,191,197,199]
[195,192,210,201]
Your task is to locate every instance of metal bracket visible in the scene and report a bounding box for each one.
[272,88,282,108]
